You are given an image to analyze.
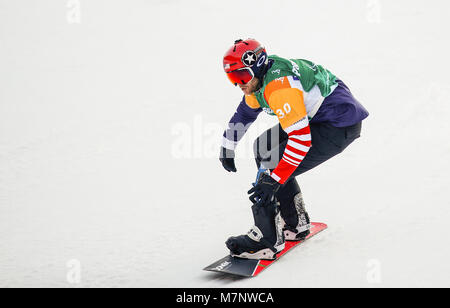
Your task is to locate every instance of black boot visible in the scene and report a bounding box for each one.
[276,179,311,241]
[226,200,285,260]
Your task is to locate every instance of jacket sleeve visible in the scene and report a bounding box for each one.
[222,95,262,151]
[265,79,312,184]
[270,116,311,184]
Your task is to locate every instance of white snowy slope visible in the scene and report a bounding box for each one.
[0,0,450,288]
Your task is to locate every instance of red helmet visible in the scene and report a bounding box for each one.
[223,39,268,86]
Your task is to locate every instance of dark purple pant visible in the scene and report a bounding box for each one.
[254,121,362,178]
[253,121,362,225]
[253,78,367,224]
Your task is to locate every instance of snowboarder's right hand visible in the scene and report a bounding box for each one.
[248,173,281,205]
[219,147,237,172]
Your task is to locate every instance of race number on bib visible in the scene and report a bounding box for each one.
[269,88,307,129]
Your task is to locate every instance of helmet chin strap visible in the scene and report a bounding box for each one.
[255,78,263,92]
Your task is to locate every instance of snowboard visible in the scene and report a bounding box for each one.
[203,222,327,277]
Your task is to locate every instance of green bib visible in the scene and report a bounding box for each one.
[254,55,337,116]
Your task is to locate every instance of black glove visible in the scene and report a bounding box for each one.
[219,146,237,172]
[248,173,281,205]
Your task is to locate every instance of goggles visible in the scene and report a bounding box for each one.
[226,67,254,86]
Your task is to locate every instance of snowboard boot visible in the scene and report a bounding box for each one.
[276,179,311,241]
[226,200,285,260]
[281,192,311,241]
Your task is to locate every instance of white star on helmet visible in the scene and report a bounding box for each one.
[245,53,256,65]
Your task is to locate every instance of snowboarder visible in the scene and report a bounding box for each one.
[219,39,369,260]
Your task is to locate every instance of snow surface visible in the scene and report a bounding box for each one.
[1,0,450,288]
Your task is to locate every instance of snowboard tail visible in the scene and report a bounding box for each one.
[203,222,327,277]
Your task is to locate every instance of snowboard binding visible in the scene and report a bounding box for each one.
[226,200,285,260]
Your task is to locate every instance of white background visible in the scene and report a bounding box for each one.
[1,0,450,287]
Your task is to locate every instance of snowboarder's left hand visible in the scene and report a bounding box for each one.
[219,146,237,172]
[248,173,281,205]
